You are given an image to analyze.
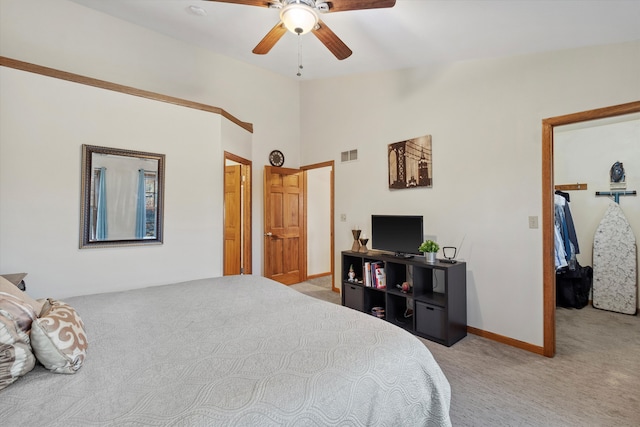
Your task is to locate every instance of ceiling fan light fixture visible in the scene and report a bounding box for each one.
[280,3,318,35]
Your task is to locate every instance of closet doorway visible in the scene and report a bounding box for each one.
[542,101,640,357]
[224,152,252,275]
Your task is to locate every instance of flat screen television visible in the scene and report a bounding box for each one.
[371,215,423,257]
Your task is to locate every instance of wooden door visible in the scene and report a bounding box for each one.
[224,165,242,275]
[264,166,306,285]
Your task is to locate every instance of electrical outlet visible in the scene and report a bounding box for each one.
[528,216,539,229]
[340,213,347,222]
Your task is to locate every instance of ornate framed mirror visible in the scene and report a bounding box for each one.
[80,144,165,248]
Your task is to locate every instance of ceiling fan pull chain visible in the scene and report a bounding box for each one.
[297,33,303,77]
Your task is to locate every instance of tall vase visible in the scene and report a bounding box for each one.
[425,252,437,263]
[351,229,361,252]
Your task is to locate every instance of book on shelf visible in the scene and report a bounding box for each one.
[367,261,384,289]
[362,261,387,289]
[374,264,386,289]
[369,261,378,288]
[364,262,371,287]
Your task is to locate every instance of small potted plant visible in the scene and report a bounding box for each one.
[419,240,439,263]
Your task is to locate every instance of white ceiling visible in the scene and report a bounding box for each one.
[69,0,640,81]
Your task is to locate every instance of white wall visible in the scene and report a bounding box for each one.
[554,113,640,307]
[222,118,253,162]
[0,0,302,280]
[0,66,227,298]
[300,42,640,347]
[306,167,331,276]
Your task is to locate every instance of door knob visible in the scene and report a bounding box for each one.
[264,232,273,237]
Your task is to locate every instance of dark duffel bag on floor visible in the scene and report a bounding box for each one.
[556,264,593,309]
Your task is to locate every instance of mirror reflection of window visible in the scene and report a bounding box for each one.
[90,169,98,240]
[89,154,159,241]
[90,167,108,240]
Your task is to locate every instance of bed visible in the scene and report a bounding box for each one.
[1,275,451,426]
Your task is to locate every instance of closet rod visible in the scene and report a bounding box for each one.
[555,183,588,191]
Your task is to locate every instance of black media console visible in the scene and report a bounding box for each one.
[341,250,467,346]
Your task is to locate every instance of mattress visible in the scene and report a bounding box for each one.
[1,275,451,426]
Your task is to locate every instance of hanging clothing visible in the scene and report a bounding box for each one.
[554,191,594,309]
[554,223,568,270]
[555,190,570,202]
[554,193,580,271]
[555,191,580,254]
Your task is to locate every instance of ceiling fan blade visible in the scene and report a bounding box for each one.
[253,21,287,54]
[325,0,396,13]
[202,0,273,7]
[312,19,352,60]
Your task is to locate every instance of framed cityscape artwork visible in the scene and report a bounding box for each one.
[388,134,432,189]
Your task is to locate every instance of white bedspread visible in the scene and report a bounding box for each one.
[1,275,451,426]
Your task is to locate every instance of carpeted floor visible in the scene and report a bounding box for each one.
[290,276,340,305]
[290,280,640,426]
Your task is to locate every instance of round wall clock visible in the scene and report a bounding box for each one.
[269,150,285,167]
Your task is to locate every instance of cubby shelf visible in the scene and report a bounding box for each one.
[341,250,467,346]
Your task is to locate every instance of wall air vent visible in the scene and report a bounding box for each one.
[341,149,358,162]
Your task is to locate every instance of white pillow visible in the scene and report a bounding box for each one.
[30,299,88,374]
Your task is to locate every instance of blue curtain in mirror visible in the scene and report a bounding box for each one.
[135,169,146,239]
[96,167,108,240]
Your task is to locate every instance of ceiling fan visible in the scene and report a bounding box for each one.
[204,0,397,60]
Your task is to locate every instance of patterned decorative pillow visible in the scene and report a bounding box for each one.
[0,294,37,390]
[30,299,88,374]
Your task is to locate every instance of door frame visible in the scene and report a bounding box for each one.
[301,161,336,292]
[224,151,252,275]
[541,100,640,357]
